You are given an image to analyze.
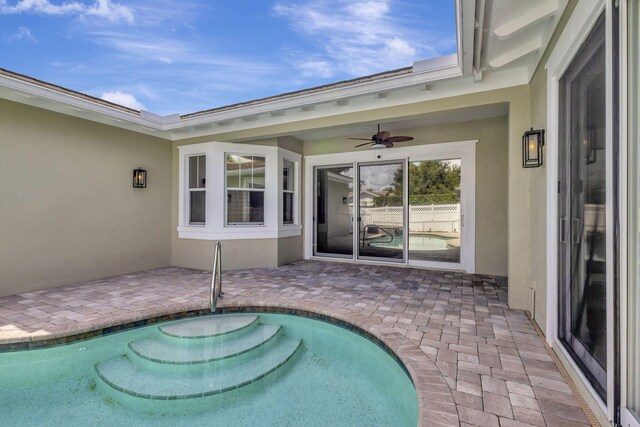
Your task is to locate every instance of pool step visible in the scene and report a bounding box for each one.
[128,324,281,364]
[96,336,302,399]
[94,315,302,401]
[158,314,259,339]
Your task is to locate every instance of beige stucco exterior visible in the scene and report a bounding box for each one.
[0,99,172,297]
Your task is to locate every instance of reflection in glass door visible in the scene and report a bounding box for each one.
[558,14,607,399]
[408,159,461,264]
[313,166,354,257]
[357,162,404,261]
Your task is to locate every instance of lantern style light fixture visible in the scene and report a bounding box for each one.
[133,168,147,188]
[522,128,545,168]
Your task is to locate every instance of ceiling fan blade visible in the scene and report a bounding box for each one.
[354,142,372,147]
[349,137,373,141]
[385,136,414,143]
[384,141,394,148]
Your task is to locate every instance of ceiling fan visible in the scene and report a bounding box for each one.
[350,124,414,149]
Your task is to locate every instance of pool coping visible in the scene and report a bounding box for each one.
[0,298,459,426]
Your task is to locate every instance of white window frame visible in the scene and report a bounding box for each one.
[304,140,476,273]
[177,142,302,240]
[280,155,300,228]
[187,154,206,226]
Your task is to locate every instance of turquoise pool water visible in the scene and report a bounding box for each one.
[370,233,452,251]
[0,313,417,426]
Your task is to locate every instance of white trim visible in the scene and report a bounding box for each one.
[278,148,302,229]
[553,342,611,424]
[304,140,477,273]
[620,1,639,425]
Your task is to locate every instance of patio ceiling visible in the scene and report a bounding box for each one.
[0,0,566,142]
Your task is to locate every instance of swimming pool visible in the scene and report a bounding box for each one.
[370,233,452,251]
[0,313,417,426]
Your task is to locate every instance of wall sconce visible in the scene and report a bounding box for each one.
[522,128,545,168]
[133,168,147,188]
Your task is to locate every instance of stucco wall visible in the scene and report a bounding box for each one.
[304,116,509,276]
[0,99,172,297]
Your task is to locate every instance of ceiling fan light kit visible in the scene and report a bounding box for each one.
[349,123,414,149]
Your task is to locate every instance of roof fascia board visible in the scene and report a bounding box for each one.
[458,0,476,76]
[169,66,529,141]
[0,73,149,126]
[172,64,462,129]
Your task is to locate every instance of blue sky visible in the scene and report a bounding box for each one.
[0,0,456,115]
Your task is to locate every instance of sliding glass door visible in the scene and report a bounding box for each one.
[558,14,608,399]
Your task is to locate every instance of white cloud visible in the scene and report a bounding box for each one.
[384,37,416,62]
[285,56,335,79]
[6,26,38,42]
[100,91,146,110]
[85,0,133,24]
[0,0,134,24]
[273,0,437,78]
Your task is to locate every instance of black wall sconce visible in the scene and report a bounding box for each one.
[522,128,545,168]
[133,168,147,188]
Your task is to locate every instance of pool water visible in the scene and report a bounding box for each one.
[370,233,452,251]
[0,313,417,426]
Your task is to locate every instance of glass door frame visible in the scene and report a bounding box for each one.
[546,0,620,423]
[312,164,355,260]
[304,140,477,273]
[621,0,639,425]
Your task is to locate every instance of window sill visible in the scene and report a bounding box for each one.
[177,225,301,240]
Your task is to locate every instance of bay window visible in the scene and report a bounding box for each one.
[177,141,301,240]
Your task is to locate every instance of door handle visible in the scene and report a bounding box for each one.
[572,218,581,244]
[560,218,566,243]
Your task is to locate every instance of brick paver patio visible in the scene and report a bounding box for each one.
[0,261,593,427]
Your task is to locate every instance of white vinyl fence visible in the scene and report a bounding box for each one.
[360,204,460,232]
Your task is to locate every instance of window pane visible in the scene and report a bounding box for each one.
[251,156,265,189]
[226,154,241,188]
[408,159,461,264]
[189,155,205,189]
[189,191,205,224]
[283,160,295,191]
[189,156,198,189]
[198,155,206,188]
[227,190,264,224]
[283,192,294,224]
